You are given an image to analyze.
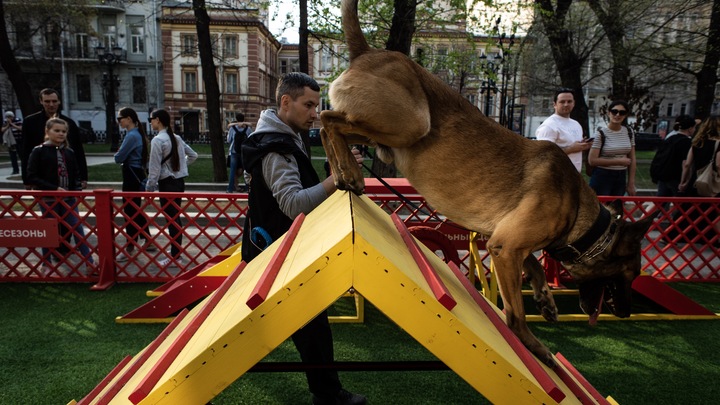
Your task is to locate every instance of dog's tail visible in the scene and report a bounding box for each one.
[342,0,370,61]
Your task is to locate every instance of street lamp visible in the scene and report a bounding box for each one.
[480,57,499,118]
[96,45,124,152]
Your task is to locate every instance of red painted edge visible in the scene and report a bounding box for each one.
[556,352,611,404]
[94,310,191,405]
[391,213,456,310]
[152,255,227,294]
[633,275,716,316]
[129,261,247,404]
[446,261,565,403]
[246,214,305,309]
[119,276,226,320]
[76,355,133,405]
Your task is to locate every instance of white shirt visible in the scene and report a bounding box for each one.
[535,114,584,171]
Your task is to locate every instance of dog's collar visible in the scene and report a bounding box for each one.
[546,204,617,264]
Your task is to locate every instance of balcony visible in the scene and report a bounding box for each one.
[94,0,125,13]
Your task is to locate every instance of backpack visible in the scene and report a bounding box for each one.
[586,125,634,176]
[649,134,687,184]
[232,125,248,154]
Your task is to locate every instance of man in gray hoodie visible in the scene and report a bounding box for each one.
[241,72,365,405]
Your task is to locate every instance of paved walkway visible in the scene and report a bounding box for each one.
[0,154,227,192]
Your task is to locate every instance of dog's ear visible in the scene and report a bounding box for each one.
[614,213,655,256]
[607,199,624,218]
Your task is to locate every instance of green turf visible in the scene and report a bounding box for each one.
[0,282,718,404]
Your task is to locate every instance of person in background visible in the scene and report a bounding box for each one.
[27,118,95,275]
[654,114,697,197]
[534,88,591,172]
[679,116,720,197]
[114,107,155,262]
[226,112,251,193]
[587,100,637,196]
[146,109,198,268]
[2,111,20,174]
[21,88,88,189]
[241,72,366,405]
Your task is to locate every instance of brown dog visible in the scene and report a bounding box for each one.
[321,0,655,367]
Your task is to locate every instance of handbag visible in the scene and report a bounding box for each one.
[694,141,720,197]
[129,166,148,190]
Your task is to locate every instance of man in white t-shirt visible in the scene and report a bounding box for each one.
[535,89,591,172]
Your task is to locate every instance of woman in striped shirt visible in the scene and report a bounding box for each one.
[588,100,637,196]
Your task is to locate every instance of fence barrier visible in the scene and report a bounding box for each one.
[0,184,718,286]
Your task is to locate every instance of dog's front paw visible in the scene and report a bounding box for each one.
[534,289,558,323]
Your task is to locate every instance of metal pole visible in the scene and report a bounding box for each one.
[107,62,118,152]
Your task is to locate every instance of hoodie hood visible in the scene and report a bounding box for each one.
[241,110,305,173]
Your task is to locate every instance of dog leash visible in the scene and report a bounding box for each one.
[360,150,473,234]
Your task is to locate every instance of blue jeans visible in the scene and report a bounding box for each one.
[227,152,244,192]
[589,167,627,196]
[40,197,92,265]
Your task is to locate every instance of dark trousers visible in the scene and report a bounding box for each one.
[122,165,150,245]
[589,167,627,196]
[158,176,185,258]
[291,310,342,398]
[8,146,19,173]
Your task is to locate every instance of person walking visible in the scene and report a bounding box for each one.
[21,88,88,189]
[534,88,591,172]
[26,117,95,275]
[114,107,155,261]
[652,115,697,197]
[226,112,251,193]
[587,100,637,196]
[241,72,366,405]
[2,111,20,174]
[146,109,198,268]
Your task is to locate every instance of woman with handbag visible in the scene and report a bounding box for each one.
[679,116,720,197]
[114,107,154,262]
[677,116,720,245]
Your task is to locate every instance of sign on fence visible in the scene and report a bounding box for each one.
[0,219,59,247]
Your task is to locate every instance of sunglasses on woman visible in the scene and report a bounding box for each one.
[609,109,628,116]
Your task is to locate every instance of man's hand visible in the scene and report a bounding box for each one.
[351,147,364,167]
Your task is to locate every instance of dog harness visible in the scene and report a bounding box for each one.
[545,204,617,264]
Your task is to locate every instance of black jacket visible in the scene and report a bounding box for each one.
[241,132,320,262]
[26,144,82,191]
[21,111,87,184]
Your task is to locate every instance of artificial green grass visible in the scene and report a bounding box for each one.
[0,282,718,404]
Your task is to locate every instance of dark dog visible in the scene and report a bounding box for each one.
[320,0,655,367]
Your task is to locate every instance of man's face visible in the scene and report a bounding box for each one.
[40,93,61,116]
[282,87,320,133]
[554,92,575,118]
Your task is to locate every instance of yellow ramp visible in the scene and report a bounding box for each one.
[75,192,609,405]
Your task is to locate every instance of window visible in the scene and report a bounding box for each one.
[281,58,299,74]
[183,69,198,92]
[320,47,332,72]
[181,34,197,56]
[14,20,32,55]
[75,33,89,58]
[76,75,91,102]
[666,103,674,117]
[130,20,145,54]
[225,72,238,94]
[680,103,687,116]
[211,34,219,57]
[132,76,147,104]
[45,23,61,54]
[223,35,238,58]
[99,16,117,48]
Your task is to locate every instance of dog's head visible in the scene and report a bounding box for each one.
[563,200,656,325]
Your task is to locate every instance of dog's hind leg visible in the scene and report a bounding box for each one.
[523,255,558,323]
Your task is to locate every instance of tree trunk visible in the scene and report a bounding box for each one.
[298,0,312,157]
[0,0,36,116]
[535,0,590,137]
[193,0,226,182]
[694,0,720,120]
[386,0,416,54]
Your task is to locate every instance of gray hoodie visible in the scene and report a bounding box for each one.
[250,109,327,218]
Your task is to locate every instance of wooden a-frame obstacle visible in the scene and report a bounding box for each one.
[71,192,617,405]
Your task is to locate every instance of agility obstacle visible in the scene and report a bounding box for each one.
[73,192,617,404]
